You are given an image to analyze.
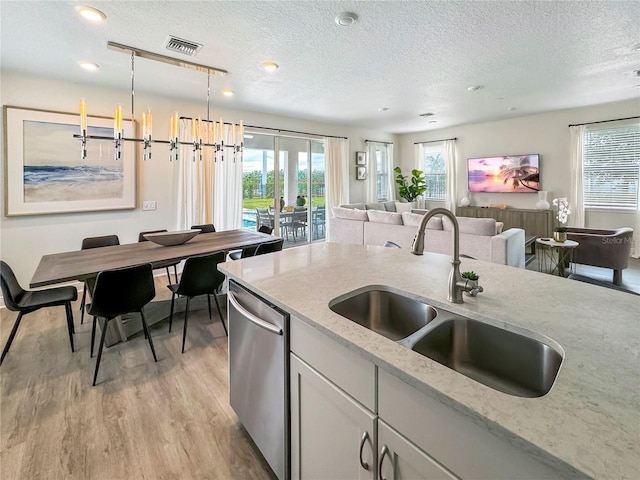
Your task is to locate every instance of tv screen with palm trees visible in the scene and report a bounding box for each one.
[468,154,540,193]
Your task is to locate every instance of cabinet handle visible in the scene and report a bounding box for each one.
[228,291,283,335]
[379,444,390,480]
[359,431,370,470]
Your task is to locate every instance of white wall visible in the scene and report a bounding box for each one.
[396,99,639,229]
[0,71,393,285]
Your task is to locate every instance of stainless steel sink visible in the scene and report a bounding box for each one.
[329,287,438,341]
[411,317,563,398]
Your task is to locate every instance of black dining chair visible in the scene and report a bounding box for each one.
[167,251,227,353]
[87,263,157,386]
[191,224,216,233]
[79,235,120,325]
[255,238,284,255]
[0,260,77,366]
[138,230,180,284]
[228,225,274,261]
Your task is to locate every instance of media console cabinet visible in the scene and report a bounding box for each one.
[456,206,555,239]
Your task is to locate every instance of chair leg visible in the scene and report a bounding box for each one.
[613,269,622,286]
[90,316,97,357]
[213,293,228,336]
[169,293,176,332]
[64,302,75,353]
[172,265,179,284]
[139,309,157,362]
[165,267,172,285]
[182,297,191,354]
[0,311,25,366]
[92,317,110,386]
[80,287,87,325]
[207,294,212,320]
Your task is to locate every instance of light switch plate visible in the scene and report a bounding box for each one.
[142,201,157,211]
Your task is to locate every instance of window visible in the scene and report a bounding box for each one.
[374,145,390,201]
[422,145,446,201]
[583,124,640,210]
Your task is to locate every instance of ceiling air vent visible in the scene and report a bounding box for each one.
[419,112,435,118]
[164,36,202,56]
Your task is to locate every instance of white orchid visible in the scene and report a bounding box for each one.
[552,197,571,225]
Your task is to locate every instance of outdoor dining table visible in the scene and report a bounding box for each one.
[30,229,274,345]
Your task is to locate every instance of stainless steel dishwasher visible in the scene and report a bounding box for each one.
[227,280,289,480]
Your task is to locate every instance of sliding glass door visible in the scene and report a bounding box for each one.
[242,133,325,248]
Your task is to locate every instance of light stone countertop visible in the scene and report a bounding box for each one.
[219,242,640,479]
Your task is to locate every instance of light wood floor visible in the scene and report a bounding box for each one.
[0,277,273,480]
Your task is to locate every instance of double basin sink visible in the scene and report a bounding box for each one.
[329,286,563,398]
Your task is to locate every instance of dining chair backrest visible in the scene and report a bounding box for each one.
[256,208,273,228]
[191,224,216,233]
[255,239,284,256]
[0,261,24,312]
[138,229,167,242]
[88,264,155,319]
[81,235,120,250]
[175,251,226,298]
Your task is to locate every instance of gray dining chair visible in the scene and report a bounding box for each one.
[79,235,120,325]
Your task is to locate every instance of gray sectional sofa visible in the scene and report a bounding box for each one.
[329,203,526,268]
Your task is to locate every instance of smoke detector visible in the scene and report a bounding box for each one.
[164,36,202,56]
[335,12,358,26]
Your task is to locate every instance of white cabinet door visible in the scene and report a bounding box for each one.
[290,354,376,480]
[378,420,458,480]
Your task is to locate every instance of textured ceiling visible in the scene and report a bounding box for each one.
[1,0,639,133]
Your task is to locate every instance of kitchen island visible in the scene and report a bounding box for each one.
[219,242,639,479]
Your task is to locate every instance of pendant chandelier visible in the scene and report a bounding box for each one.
[77,41,244,162]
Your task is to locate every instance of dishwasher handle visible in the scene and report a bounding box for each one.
[228,290,283,335]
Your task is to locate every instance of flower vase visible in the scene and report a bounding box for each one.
[536,191,550,210]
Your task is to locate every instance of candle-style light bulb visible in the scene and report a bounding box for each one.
[219,118,224,143]
[146,108,152,139]
[80,99,87,133]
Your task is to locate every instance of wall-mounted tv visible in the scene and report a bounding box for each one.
[468,154,540,193]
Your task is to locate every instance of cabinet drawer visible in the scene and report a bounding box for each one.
[291,316,375,411]
[378,369,571,479]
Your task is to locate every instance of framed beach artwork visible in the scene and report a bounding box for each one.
[4,106,136,216]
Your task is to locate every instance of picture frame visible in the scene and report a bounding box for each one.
[356,166,367,180]
[4,106,136,216]
[356,151,366,165]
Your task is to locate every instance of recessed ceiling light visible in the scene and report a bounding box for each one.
[428,120,438,124]
[634,44,640,52]
[378,107,389,112]
[79,61,99,71]
[467,85,483,91]
[335,12,358,26]
[507,106,518,111]
[261,62,279,72]
[222,89,235,97]
[75,6,106,22]
[635,84,640,88]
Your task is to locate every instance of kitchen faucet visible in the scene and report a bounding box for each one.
[411,208,483,303]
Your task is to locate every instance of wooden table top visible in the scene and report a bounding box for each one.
[30,229,274,288]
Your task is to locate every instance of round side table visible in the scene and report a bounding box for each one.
[535,238,579,277]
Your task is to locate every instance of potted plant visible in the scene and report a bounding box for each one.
[554,226,567,243]
[393,167,427,203]
[461,271,479,281]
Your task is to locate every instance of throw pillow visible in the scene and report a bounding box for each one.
[367,210,403,225]
[332,206,369,221]
[365,202,385,211]
[443,216,497,236]
[401,212,442,230]
[383,201,397,212]
[395,201,413,213]
[340,203,365,210]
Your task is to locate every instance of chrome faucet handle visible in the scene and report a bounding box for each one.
[457,278,483,297]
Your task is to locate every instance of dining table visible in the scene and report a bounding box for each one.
[30,229,274,345]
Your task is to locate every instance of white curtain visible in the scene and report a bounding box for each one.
[444,139,457,212]
[325,137,349,238]
[632,209,640,258]
[176,118,242,231]
[569,125,586,227]
[385,143,395,201]
[365,142,378,203]
[414,143,424,171]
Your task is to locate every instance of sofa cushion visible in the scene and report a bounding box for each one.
[332,206,369,221]
[365,202,385,211]
[383,201,397,212]
[443,216,497,236]
[395,201,413,213]
[367,210,403,225]
[340,203,365,210]
[401,212,443,230]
